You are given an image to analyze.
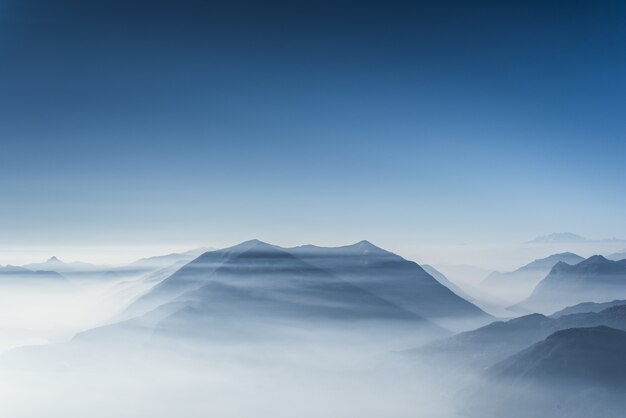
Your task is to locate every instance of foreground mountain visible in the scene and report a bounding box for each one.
[417,304,626,368]
[517,255,626,313]
[491,326,626,386]
[482,252,584,303]
[463,326,626,418]
[123,240,491,331]
[551,299,626,317]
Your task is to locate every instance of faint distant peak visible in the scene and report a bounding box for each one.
[527,232,587,244]
[47,256,63,263]
[528,233,626,244]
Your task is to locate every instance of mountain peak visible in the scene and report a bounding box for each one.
[585,254,609,263]
[223,239,278,254]
[47,256,63,263]
[352,240,384,252]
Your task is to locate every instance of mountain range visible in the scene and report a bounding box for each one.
[0,265,68,286]
[491,325,626,387]
[417,302,626,368]
[120,240,491,335]
[517,255,626,313]
[482,252,584,303]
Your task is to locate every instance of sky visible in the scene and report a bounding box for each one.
[1,0,625,264]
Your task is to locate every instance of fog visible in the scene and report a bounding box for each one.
[0,317,466,418]
[1,242,624,418]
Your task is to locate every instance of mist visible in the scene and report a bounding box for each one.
[1,241,624,418]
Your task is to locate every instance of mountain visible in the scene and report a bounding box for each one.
[124,247,212,272]
[286,241,491,330]
[466,326,626,418]
[528,232,588,244]
[417,303,626,368]
[23,256,105,273]
[123,240,491,331]
[491,326,626,386]
[0,265,68,285]
[552,299,626,318]
[422,264,474,302]
[80,240,450,346]
[607,250,626,261]
[517,255,626,313]
[482,252,584,303]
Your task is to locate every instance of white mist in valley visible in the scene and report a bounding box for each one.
[1,241,626,418]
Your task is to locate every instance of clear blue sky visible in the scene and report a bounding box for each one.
[1,0,625,251]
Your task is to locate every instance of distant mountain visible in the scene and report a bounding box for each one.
[417,304,626,368]
[123,240,491,331]
[0,265,68,285]
[491,326,626,387]
[125,247,212,272]
[552,299,626,318]
[528,232,588,244]
[517,255,626,313]
[482,252,584,303]
[607,250,626,261]
[23,256,105,273]
[528,233,625,244]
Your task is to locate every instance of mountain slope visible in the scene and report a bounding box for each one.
[607,250,626,261]
[482,252,584,303]
[23,257,105,273]
[123,240,490,330]
[491,326,626,386]
[518,255,626,313]
[421,264,473,301]
[81,241,447,346]
[551,299,626,317]
[418,304,626,368]
[288,241,491,330]
[124,247,212,272]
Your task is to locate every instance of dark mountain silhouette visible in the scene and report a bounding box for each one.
[417,304,626,368]
[288,241,491,330]
[123,240,491,330]
[78,240,448,346]
[517,255,626,313]
[552,299,626,318]
[465,327,626,418]
[491,326,626,387]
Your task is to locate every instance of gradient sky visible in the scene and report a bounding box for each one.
[1,0,625,259]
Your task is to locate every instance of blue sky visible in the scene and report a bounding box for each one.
[1,0,625,256]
